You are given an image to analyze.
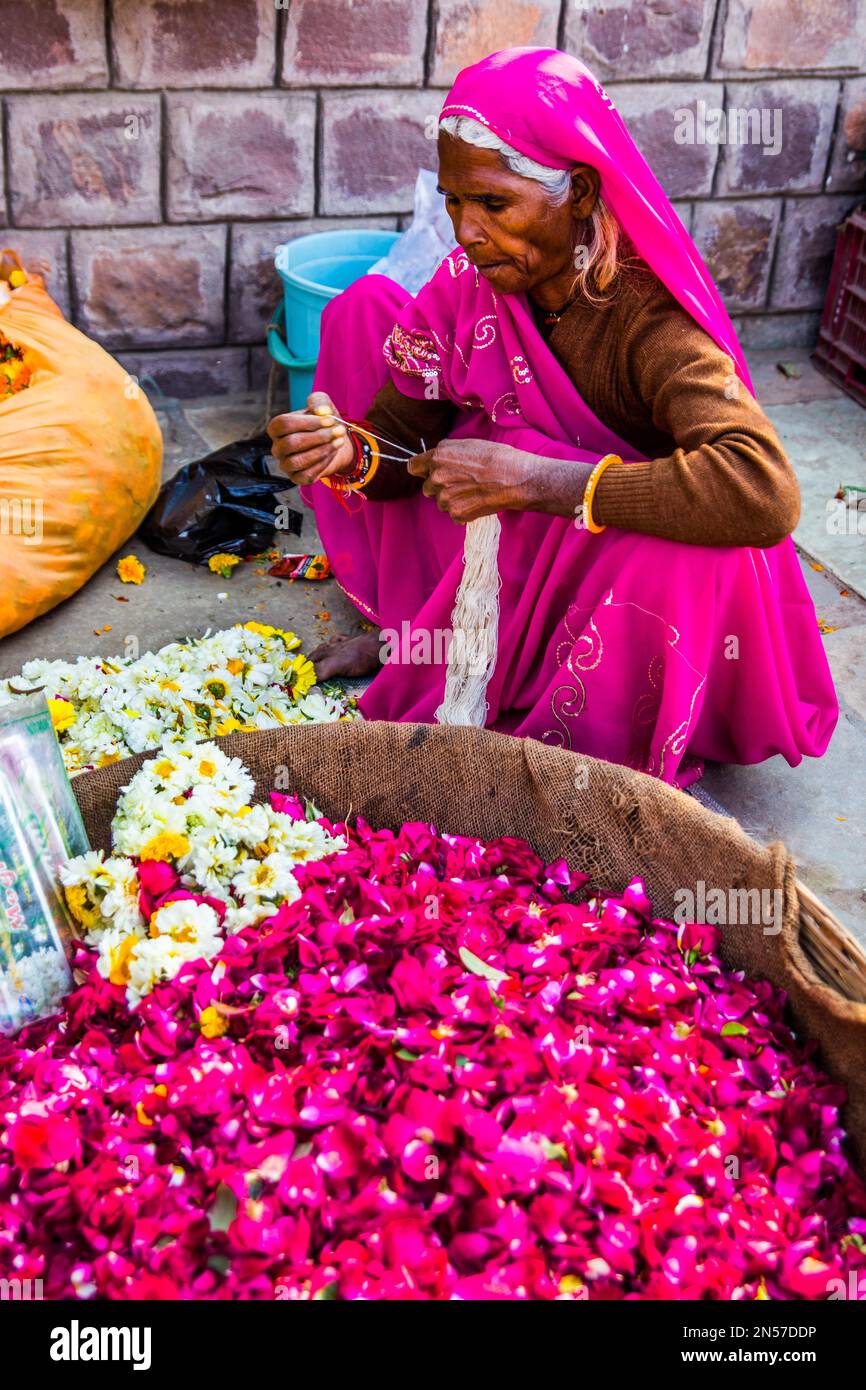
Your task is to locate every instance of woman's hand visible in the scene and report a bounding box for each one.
[409,439,597,524]
[267,391,356,485]
[407,438,535,523]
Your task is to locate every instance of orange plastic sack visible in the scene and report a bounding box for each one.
[0,252,162,638]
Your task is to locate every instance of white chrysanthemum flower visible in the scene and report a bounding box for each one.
[0,626,355,774]
[113,800,189,858]
[100,858,146,934]
[150,898,223,946]
[267,814,345,864]
[94,924,146,987]
[297,688,350,722]
[222,898,278,936]
[231,852,300,905]
[60,852,144,937]
[124,933,221,1007]
[59,849,106,887]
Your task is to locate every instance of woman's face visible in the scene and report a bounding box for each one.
[437,133,599,297]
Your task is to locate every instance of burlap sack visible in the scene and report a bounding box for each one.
[73,722,866,1168]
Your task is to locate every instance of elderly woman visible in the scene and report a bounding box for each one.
[268,47,836,789]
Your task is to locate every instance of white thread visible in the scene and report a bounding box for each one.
[435,514,502,727]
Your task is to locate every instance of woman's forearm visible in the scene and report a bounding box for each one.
[514,453,595,520]
[517,440,799,550]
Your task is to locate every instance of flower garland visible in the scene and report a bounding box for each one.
[59,739,346,1002]
[0,261,32,400]
[0,340,32,399]
[0,623,357,775]
[0,749,864,1298]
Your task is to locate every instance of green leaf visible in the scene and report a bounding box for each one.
[207,1254,230,1275]
[541,1138,568,1163]
[313,1280,339,1300]
[208,1182,238,1233]
[458,945,508,986]
[394,1047,418,1061]
[720,1021,749,1037]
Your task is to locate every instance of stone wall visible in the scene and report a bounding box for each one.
[2,0,864,396]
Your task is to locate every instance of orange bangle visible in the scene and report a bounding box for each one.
[582,453,621,534]
[321,424,381,494]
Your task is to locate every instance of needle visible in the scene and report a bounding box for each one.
[316,409,418,459]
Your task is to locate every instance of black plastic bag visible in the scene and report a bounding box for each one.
[139,433,302,565]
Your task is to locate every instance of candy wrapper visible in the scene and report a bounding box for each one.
[0,694,90,1034]
[268,553,331,580]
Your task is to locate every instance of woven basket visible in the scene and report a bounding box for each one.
[72,721,866,1168]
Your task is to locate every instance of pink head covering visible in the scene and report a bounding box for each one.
[440,46,752,390]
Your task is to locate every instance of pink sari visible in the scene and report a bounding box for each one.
[304,48,837,789]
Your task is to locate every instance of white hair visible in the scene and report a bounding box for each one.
[438,111,621,302]
[438,114,572,203]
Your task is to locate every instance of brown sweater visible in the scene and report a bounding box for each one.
[363,261,799,548]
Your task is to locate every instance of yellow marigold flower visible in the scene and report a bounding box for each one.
[198,758,216,778]
[63,883,102,933]
[96,751,121,767]
[199,1006,230,1039]
[117,554,145,585]
[109,934,140,986]
[558,1275,585,1297]
[8,268,27,288]
[138,831,190,862]
[215,716,242,736]
[226,658,244,676]
[243,621,277,639]
[291,655,316,699]
[208,553,240,578]
[159,679,181,692]
[242,621,299,650]
[48,696,76,733]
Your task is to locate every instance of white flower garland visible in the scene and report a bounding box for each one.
[0,623,357,775]
[60,739,346,1007]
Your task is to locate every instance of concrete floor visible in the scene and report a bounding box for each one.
[1,349,864,941]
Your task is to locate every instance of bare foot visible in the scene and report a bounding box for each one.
[308,632,382,680]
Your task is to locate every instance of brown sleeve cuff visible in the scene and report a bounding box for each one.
[591,461,656,531]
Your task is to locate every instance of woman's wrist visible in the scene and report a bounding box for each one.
[518,454,595,518]
[332,437,359,474]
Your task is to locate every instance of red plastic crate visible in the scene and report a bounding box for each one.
[812,206,866,407]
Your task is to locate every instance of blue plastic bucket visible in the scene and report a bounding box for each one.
[268,229,400,409]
